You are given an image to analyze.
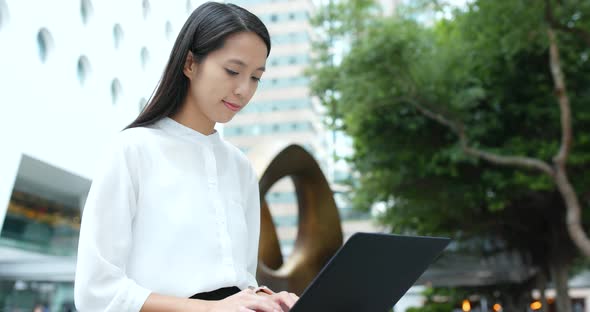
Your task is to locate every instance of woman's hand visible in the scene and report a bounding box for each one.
[205,288,284,312]
[254,287,299,311]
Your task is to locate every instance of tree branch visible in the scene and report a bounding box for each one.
[544,27,590,258]
[411,98,464,136]
[407,98,555,176]
[547,28,573,166]
[544,0,590,46]
[462,147,554,176]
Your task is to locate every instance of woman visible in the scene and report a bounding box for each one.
[74,2,298,311]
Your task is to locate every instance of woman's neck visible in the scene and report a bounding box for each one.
[171,100,216,135]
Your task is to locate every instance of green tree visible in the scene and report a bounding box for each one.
[308,0,590,311]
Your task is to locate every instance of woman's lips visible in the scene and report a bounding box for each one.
[222,100,241,112]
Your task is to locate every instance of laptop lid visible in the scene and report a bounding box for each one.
[290,232,450,312]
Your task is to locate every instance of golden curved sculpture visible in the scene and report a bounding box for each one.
[248,143,343,295]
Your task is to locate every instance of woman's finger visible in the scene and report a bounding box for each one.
[274,291,297,308]
[247,295,282,312]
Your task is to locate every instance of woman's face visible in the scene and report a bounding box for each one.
[180,31,267,133]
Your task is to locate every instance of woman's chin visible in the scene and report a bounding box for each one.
[217,113,238,124]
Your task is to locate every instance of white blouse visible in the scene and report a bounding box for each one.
[74,117,261,312]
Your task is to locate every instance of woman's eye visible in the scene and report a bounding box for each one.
[225,69,239,76]
[251,76,261,82]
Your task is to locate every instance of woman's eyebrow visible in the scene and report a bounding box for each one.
[228,59,266,72]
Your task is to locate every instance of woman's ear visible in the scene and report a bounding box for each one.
[183,52,197,79]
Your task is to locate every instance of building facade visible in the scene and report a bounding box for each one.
[0,0,199,309]
[225,0,380,257]
[0,0,379,309]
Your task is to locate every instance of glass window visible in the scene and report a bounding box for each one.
[266,191,297,204]
[80,0,93,25]
[140,47,150,70]
[142,0,151,19]
[186,0,193,14]
[0,190,81,256]
[252,125,261,135]
[76,55,91,86]
[36,28,54,63]
[0,0,9,31]
[111,79,123,105]
[2,281,76,310]
[165,21,173,40]
[113,24,124,49]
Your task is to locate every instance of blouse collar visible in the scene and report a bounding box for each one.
[156,117,221,145]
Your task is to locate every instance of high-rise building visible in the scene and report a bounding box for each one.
[224,0,328,257]
[224,0,381,257]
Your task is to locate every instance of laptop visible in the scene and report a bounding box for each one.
[290,232,450,312]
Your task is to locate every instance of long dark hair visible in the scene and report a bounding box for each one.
[126,2,271,129]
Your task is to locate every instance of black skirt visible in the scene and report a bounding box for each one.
[190,286,241,300]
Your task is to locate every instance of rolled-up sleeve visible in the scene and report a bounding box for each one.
[75,138,151,311]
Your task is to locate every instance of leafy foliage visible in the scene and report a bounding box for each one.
[308,3,590,289]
